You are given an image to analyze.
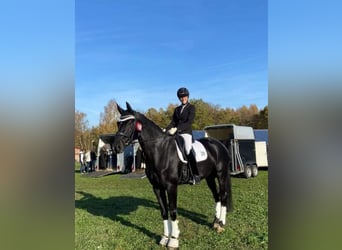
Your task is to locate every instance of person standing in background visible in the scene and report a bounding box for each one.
[85,149,91,173]
[79,149,86,173]
[90,150,97,171]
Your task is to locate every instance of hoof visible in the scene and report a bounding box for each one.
[159,235,169,247]
[216,225,225,233]
[167,237,179,250]
[216,220,225,233]
[212,217,220,229]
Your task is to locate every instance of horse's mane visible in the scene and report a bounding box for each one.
[137,112,163,132]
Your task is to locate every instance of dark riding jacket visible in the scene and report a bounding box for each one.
[166,102,195,135]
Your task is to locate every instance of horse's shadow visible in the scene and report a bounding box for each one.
[75,191,210,242]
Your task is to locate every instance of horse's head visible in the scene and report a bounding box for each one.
[113,102,139,153]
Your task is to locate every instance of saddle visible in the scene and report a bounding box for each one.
[174,135,207,163]
[174,135,208,184]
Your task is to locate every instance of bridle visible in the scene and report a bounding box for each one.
[116,114,139,146]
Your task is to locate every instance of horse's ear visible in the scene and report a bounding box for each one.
[126,102,135,113]
[116,103,125,114]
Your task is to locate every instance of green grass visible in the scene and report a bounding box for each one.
[75,164,268,249]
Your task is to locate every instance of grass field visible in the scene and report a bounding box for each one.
[75,164,268,249]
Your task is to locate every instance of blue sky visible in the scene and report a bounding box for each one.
[76,0,267,127]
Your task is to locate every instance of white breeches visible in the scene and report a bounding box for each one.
[180,133,192,155]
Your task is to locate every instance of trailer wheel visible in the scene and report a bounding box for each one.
[244,165,252,178]
[251,165,258,177]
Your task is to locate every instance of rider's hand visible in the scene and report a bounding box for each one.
[167,127,177,135]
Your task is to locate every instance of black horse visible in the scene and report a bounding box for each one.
[113,102,233,250]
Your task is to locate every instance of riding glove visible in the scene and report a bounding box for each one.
[167,127,177,135]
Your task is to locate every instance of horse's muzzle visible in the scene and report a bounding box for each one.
[113,137,125,154]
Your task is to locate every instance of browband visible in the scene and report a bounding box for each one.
[118,115,135,122]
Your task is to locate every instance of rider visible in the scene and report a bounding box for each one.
[165,87,200,185]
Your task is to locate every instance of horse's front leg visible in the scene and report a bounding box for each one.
[166,184,179,250]
[153,186,170,247]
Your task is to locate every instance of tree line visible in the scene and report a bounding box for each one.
[75,98,268,150]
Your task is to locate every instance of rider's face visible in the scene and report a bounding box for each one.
[179,96,188,104]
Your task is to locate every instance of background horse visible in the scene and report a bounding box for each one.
[113,102,233,250]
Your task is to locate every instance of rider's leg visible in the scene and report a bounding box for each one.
[181,133,200,185]
[187,150,200,184]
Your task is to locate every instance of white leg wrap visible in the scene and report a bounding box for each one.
[160,220,171,246]
[220,206,227,225]
[215,202,221,219]
[171,220,180,238]
[163,219,171,237]
[159,220,171,246]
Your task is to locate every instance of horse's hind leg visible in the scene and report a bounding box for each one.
[205,175,221,230]
[216,170,232,233]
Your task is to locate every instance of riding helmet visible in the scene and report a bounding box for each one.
[177,87,189,98]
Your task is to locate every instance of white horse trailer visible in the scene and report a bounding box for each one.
[204,124,268,178]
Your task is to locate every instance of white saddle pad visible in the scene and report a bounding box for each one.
[175,140,208,163]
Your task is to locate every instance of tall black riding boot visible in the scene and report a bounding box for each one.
[187,150,200,185]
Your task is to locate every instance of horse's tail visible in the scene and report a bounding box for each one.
[226,172,233,212]
[219,139,233,212]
